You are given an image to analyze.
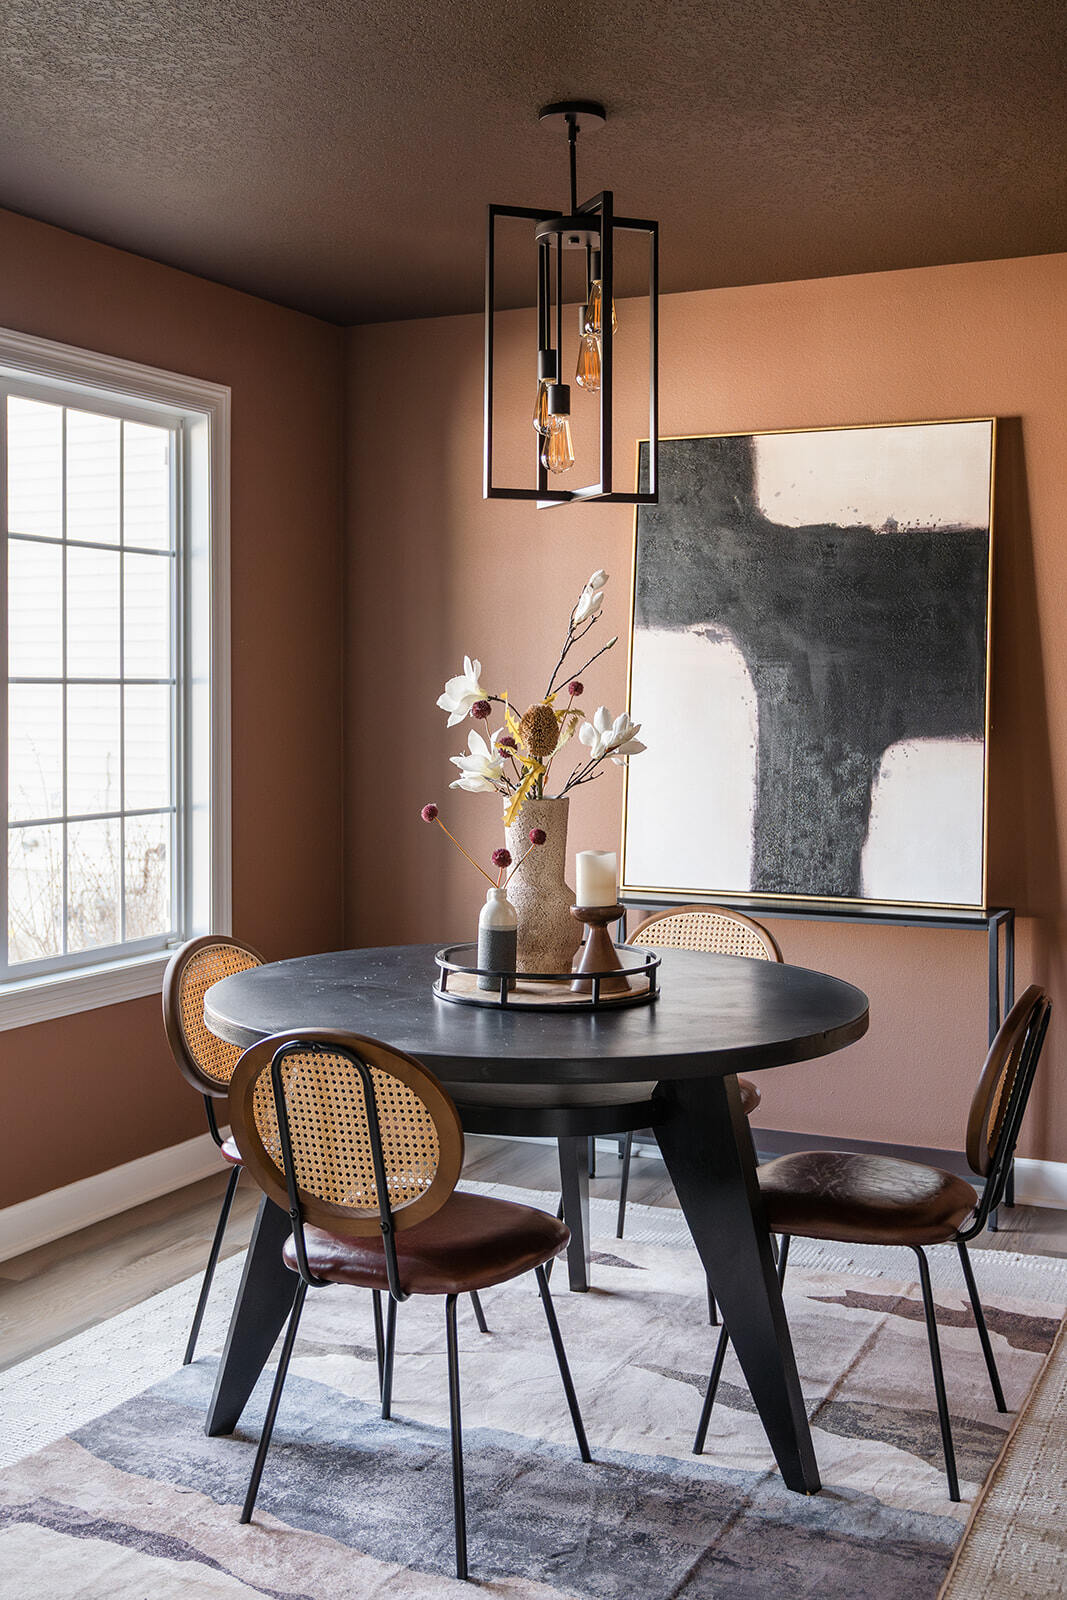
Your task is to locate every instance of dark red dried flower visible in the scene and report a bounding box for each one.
[567,681,584,697]
[421,803,439,822]
[528,828,547,845]
[491,847,512,868]
[471,699,493,720]
[496,734,517,750]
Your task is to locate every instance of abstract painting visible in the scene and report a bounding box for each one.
[622,420,995,910]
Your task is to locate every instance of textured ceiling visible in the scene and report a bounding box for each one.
[2,0,1066,324]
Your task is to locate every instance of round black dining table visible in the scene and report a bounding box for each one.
[203,942,869,1495]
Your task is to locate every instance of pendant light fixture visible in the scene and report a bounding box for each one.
[484,100,659,507]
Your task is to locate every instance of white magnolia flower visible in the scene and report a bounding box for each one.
[608,711,646,763]
[578,706,646,763]
[449,729,505,793]
[436,656,487,727]
[573,569,609,625]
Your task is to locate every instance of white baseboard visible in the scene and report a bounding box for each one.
[1012,1158,1067,1210]
[478,1135,1067,1213]
[0,1129,231,1263]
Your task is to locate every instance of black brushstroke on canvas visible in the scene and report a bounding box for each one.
[635,436,989,899]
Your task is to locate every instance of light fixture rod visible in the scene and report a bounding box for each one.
[568,114,579,215]
[555,228,563,368]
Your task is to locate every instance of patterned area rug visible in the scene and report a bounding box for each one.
[1,1186,1064,1599]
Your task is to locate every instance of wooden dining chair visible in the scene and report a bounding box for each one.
[618,906,781,1240]
[162,934,265,1365]
[692,984,1052,1501]
[227,1027,591,1581]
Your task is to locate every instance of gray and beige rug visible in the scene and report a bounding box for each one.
[1,1185,1064,1598]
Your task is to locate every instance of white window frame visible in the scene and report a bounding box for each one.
[0,327,231,1030]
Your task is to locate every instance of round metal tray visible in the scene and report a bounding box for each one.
[432,942,661,1011]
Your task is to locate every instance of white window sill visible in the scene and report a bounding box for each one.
[0,950,172,1031]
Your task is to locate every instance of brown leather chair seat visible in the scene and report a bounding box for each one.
[737,1078,761,1117]
[758,1150,978,1247]
[281,1190,570,1297]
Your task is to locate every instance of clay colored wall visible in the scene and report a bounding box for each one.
[0,209,345,1208]
[344,252,1067,1161]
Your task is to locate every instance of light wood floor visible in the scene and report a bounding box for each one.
[2,1135,1066,1373]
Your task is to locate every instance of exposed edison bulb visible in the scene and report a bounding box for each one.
[532,379,552,435]
[583,279,618,338]
[541,417,574,474]
[574,331,601,392]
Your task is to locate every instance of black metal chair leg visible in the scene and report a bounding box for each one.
[372,1290,385,1395]
[534,1265,592,1462]
[616,1132,634,1239]
[240,1278,308,1523]
[706,1281,719,1325]
[185,1163,241,1365]
[694,1237,788,1452]
[914,1247,961,1501]
[588,1135,597,1179]
[444,1294,468,1581]
[1005,1161,1016,1207]
[544,1198,565,1285]
[693,1322,731,1454]
[469,1290,489,1333]
[957,1240,1007,1412]
[381,1295,397,1420]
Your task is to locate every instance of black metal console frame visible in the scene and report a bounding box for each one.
[620,897,1015,1044]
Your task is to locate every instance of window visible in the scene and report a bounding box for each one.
[0,331,230,1028]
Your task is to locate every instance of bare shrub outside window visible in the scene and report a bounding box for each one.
[5,394,179,975]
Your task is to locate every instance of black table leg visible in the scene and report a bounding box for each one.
[654,1073,821,1494]
[557,1135,591,1292]
[205,1195,294,1436]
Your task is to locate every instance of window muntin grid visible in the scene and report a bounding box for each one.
[3,388,182,977]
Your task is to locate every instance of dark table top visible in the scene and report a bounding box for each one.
[204,943,869,1086]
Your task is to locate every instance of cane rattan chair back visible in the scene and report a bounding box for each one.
[163,935,265,1097]
[630,904,783,963]
[966,985,1051,1188]
[229,1028,465,1240]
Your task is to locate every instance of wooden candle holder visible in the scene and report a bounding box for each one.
[570,904,631,995]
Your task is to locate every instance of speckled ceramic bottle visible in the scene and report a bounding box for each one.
[504,795,583,974]
[476,887,517,991]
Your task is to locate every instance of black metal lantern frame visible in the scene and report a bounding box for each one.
[484,101,659,508]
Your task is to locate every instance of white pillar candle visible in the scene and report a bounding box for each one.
[575,850,618,907]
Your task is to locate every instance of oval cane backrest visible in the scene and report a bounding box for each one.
[163,935,265,1096]
[229,1028,465,1238]
[966,985,1051,1181]
[629,904,783,963]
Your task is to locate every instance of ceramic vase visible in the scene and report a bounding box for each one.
[504,794,583,974]
[476,886,517,991]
